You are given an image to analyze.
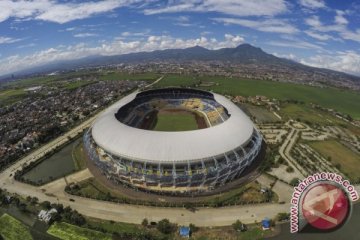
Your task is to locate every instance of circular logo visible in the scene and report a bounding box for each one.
[301,182,350,231]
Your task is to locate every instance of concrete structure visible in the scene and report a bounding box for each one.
[84,88,263,194]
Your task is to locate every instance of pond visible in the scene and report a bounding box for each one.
[22,138,81,185]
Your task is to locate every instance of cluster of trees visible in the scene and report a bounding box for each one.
[141,218,177,235]
[259,145,280,172]
[40,201,86,226]
[0,190,28,212]
[232,220,247,232]
[277,212,290,221]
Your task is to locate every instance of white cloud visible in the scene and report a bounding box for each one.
[214,18,298,34]
[0,34,245,75]
[305,16,322,28]
[144,0,288,17]
[299,0,326,9]
[66,27,76,31]
[340,29,360,43]
[268,40,323,50]
[334,10,348,25]
[304,15,360,43]
[0,0,138,24]
[273,52,297,60]
[304,30,338,41]
[0,36,22,44]
[16,43,36,49]
[300,51,360,75]
[120,29,151,37]
[74,33,98,38]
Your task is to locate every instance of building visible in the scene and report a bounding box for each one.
[38,208,57,223]
[262,218,271,230]
[84,88,263,195]
[179,226,190,238]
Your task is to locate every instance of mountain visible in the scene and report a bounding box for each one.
[2,44,360,90]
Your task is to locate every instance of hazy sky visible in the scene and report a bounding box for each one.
[0,0,360,76]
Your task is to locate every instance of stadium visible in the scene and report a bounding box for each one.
[83,88,263,194]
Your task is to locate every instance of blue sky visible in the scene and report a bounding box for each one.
[0,0,360,76]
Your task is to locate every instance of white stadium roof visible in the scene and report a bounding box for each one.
[91,91,255,163]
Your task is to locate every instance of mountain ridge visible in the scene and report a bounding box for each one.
[2,43,359,90]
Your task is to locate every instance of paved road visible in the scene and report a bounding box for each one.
[2,175,290,226]
[278,125,306,179]
[1,164,291,226]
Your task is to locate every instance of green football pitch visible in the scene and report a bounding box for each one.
[154,113,198,131]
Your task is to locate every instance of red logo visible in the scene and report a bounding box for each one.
[301,182,350,231]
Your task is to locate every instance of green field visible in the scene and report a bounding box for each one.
[155,75,360,119]
[86,218,139,235]
[0,89,27,106]
[308,140,360,181]
[154,74,197,87]
[63,81,96,90]
[99,72,160,81]
[0,214,33,240]
[154,113,198,131]
[240,103,281,123]
[280,103,346,125]
[47,222,112,240]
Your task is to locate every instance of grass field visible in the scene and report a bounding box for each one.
[155,75,360,119]
[47,222,112,240]
[86,217,139,235]
[307,140,360,181]
[0,89,27,106]
[239,103,281,123]
[63,81,96,90]
[154,112,198,131]
[99,72,160,81]
[0,214,33,240]
[188,224,271,240]
[279,103,346,125]
[154,74,197,87]
[198,77,360,119]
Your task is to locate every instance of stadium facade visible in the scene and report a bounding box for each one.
[84,88,263,194]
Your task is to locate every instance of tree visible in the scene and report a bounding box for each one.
[41,201,51,210]
[30,197,38,205]
[286,166,294,173]
[70,211,86,226]
[157,219,175,234]
[290,178,300,186]
[189,223,198,233]
[51,203,64,214]
[335,163,341,170]
[277,212,290,221]
[141,218,148,227]
[277,157,285,165]
[232,220,243,231]
[18,202,27,212]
